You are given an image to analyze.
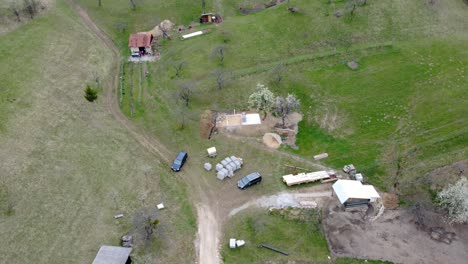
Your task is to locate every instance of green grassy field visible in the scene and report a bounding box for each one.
[0,1,195,263]
[77,0,467,197]
[221,208,393,264]
[1,0,466,263]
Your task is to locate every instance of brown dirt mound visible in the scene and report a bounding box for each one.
[263,133,282,149]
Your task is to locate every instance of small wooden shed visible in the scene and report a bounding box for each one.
[92,245,132,264]
[128,32,153,56]
[200,13,222,24]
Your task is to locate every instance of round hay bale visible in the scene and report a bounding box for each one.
[263,133,282,149]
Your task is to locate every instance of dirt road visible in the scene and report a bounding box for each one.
[68,3,342,263]
[68,2,221,263]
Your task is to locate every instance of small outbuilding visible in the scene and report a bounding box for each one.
[200,13,222,24]
[332,180,380,208]
[128,32,153,57]
[92,245,132,264]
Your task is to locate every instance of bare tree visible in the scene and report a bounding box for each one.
[213,69,231,90]
[211,45,227,66]
[271,62,286,84]
[23,0,39,19]
[172,61,186,78]
[201,0,206,13]
[115,22,127,33]
[10,2,21,22]
[178,82,194,107]
[144,217,159,240]
[274,94,300,128]
[130,0,137,10]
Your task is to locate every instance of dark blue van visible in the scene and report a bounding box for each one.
[171,151,188,172]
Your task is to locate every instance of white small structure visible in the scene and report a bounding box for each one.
[92,245,132,264]
[332,180,380,208]
[157,203,165,210]
[236,240,245,247]
[207,147,217,157]
[241,113,261,125]
[229,238,236,249]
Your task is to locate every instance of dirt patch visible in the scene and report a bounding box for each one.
[382,192,399,209]
[323,199,468,264]
[216,112,302,141]
[200,110,215,139]
[426,160,466,190]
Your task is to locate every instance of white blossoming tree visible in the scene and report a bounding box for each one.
[437,177,468,224]
[248,83,275,120]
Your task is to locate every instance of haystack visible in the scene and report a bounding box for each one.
[263,133,282,149]
[149,20,175,39]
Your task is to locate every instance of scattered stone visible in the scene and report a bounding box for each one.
[441,238,452,244]
[157,203,165,210]
[347,61,359,70]
[121,235,133,247]
[430,231,441,240]
[334,11,343,17]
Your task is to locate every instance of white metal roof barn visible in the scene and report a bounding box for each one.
[92,245,132,264]
[332,180,380,208]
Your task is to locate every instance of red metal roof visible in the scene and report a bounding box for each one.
[128,32,152,47]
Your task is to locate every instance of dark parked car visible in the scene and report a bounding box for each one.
[171,151,188,172]
[237,172,262,189]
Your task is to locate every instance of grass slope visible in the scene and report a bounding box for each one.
[0,1,195,263]
[77,0,467,197]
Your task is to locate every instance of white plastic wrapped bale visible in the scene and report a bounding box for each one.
[204,163,212,171]
[229,238,236,249]
[227,169,234,178]
[221,159,229,166]
[225,163,234,172]
[234,160,241,170]
[217,170,227,180]
[215,163,224,172]
[224,157,232,163]
[231,162,239,170]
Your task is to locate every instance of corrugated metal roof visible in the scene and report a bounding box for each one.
[128,32,152,47]
[332,180,380,204]
[92,245,132,264]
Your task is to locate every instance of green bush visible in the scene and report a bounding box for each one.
[84,85,98,102]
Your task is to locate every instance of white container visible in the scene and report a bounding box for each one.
[229,238,236,249]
